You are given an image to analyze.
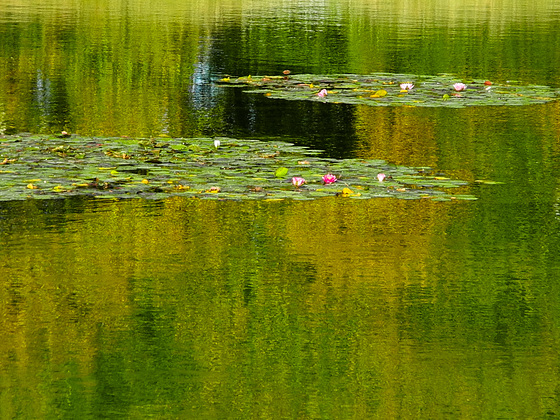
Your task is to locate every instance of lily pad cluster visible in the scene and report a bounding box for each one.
[218,73,560,108]
[0,134,476,201]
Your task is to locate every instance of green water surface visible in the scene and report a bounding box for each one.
[1,0,560,419]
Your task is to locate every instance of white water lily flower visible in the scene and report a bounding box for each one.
[453,83,467,92]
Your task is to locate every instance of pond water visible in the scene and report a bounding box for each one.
[1,0,560,418]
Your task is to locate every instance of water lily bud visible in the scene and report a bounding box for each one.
[214,139,221,149]
[291,177,306,187]
[317,89,328,98]
[377,173,386,182]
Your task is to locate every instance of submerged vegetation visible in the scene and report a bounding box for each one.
[0,134,477,202]
[218,73,560,108]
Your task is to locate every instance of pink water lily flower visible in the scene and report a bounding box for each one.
[292,177,306,187]
[400,83,414,91]
[317,89,328,97]
[377,173,386,182]
[453,83,467,92]
[322,173,337,184]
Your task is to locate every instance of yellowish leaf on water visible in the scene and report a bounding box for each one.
[339,187,362,198]
[142,179,149,184]
[475,179,504,185]
[27,183,38,189]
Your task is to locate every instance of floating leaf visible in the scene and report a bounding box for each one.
[275,167,289,178]
[171,144,188,151]
[475,179,505,185]
[451,195,478,200]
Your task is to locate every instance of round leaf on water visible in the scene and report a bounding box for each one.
[170,144,188,151]
[274,167,289,178]
[452,195,478,200]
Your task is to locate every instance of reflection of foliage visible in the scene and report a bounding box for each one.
[0,9,205,137]
[0,134,475,201]
[1,196,559,418]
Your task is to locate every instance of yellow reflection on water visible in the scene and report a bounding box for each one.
[0,196,559,418]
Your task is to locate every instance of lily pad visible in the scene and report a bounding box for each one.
[217,73,560,108]
[0,134,479,202]
[275,167,289,178]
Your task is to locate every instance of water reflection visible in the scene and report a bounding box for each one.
[1,0,560,418]
[1,0,560,137]
[0,197,559,417]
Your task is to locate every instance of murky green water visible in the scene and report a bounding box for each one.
[1,0,560,418]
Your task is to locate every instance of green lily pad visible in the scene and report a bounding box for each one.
[217,73,560,108]
[274,167,289,178]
